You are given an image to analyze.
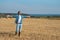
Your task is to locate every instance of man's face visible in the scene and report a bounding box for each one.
[18,11,21,15]
[18,13,21,15]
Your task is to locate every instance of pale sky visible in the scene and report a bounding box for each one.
[0,0,60,14]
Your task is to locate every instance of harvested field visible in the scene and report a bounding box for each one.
[0,18,60,40]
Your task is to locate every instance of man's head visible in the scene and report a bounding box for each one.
[18,11,21,15]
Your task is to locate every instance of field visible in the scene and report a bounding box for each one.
[0,18,60,40]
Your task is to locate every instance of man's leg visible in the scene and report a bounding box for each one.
[20,24,22,32]
[18,24,22,36]
[15,24,20,35]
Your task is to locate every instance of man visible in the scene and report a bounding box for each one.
[15,11,30,36]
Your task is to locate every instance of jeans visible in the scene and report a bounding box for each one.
[16,24,22,33]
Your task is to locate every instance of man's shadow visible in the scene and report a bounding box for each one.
[0,31,15,37]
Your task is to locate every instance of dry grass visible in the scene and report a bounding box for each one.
[0,18,60,40]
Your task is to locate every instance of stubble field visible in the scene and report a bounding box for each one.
[0,18,60,40]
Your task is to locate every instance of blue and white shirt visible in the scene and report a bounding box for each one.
[18,15,22,23]
[15,15,27,24]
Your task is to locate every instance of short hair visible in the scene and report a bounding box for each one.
[18,11,21,15]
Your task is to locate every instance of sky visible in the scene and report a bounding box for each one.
[0,0,60,14]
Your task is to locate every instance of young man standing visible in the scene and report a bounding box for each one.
[15,11,22,36]
[15,11,30,36]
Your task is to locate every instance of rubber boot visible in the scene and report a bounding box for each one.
[18,32,21,36]
[15,32,17,35]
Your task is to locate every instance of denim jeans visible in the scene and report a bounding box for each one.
[16,24,22,33]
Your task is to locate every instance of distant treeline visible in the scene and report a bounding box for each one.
[0,13,60,18]
[0,14,14,18]
[31,16,60,18]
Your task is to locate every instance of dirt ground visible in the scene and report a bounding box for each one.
[0,18,60,40]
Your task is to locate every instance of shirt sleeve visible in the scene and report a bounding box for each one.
[22,16,27,18]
